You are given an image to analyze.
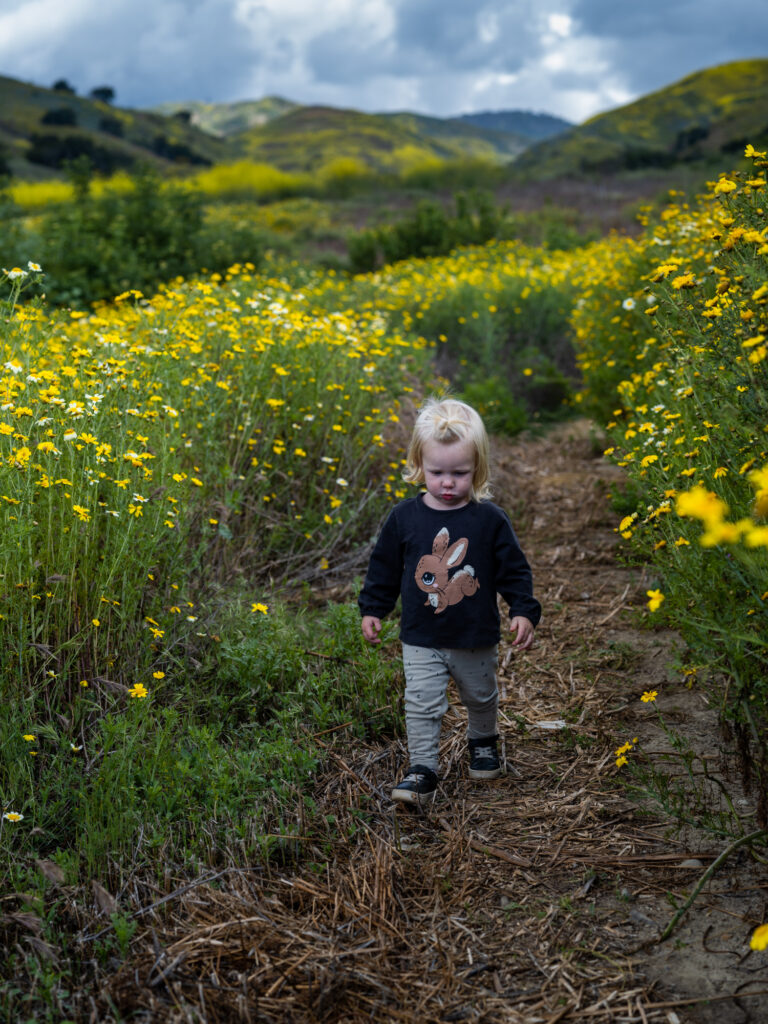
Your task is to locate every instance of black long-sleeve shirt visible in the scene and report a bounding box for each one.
[358,496,541,648]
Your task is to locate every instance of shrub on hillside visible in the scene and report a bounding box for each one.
[27,132,128,175]
[36,159,265,305]
[98,115,124,137]
[40,107,78,127]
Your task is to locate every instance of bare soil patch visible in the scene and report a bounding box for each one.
[103,420,768,1023]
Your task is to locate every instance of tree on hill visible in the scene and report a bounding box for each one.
[90,86,115,104]
[52,79,76,94]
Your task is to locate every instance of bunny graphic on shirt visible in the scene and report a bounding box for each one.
[414,527,480,614]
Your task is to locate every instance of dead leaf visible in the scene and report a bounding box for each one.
[92,880,118,916]
[36,859,66,885]
[94,677,129,694]
[26,934,60,965]
[3,911,43,934]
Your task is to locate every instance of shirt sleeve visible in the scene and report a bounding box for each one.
[358,509,403,619]
[493,511,542,627]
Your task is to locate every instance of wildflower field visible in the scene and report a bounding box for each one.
[571,145,768,810]
[1,144,767,1016]
[0,258,438,891]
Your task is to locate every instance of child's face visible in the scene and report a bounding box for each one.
[421,439,475,510]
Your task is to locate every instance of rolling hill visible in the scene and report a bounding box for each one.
[0,74,569,181]
[3,59,764,186]
[514,59,768,177]
[0,75,233,179]
[153,98,556,164]
[229,104,530,173]
[152,96,298,137]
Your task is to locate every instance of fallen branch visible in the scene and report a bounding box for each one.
[659,828,768,941]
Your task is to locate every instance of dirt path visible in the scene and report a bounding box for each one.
[106,421,768,1023]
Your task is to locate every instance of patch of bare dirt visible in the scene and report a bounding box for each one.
[103,420,768,1023]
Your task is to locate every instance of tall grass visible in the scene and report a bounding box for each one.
[0,256,431,878]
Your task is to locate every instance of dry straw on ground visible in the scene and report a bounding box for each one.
[97,422,767,1024]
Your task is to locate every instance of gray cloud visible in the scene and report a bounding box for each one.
[388,0,545,77]
[0,0,257,106]
[0,0,764,121]
[570,0,768,96]
[304,0,546,114]
[393,0,541,73]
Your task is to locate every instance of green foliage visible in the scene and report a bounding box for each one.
[413,270,576,432]
[347,228,380,274]
[0,177,23,255]
[26,160,266,305]
[502,206,600,251]
[347,190,506,272]
[574,151,768,799]
[0,599,400,884]
[0,597,402,1021]
[460,375,528,436]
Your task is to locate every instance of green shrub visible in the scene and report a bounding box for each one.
[35,159,266,306]
[347,190,507,272]
[347,228,380,274]
[461,376,528,435]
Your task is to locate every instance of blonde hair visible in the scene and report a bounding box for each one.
[403,397,492,501]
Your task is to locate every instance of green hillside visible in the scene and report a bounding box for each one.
[514,59,768,177]
[152,96,297,137]
[381,111,528,161]
[0,75,233,179]
[231,104,526,173]
[5,60,764,186]
[152,98,534,162]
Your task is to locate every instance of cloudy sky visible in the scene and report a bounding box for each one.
[1,0,766,124]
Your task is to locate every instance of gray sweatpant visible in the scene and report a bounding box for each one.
[401,643,499,772]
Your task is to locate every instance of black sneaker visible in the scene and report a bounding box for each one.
[391,765,438,806]
[468,736,502,780]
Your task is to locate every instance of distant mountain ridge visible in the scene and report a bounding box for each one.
[2,59,764,183]
[0,72,562,179]
[458,110,572,140]
[154,96,566,153]
[230,103,531,172]
[514,59,768,177]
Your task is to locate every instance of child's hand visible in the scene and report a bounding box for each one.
[509,615,534,650]
[362,615,382,644]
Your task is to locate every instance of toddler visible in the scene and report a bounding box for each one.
[359,397,541,805]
